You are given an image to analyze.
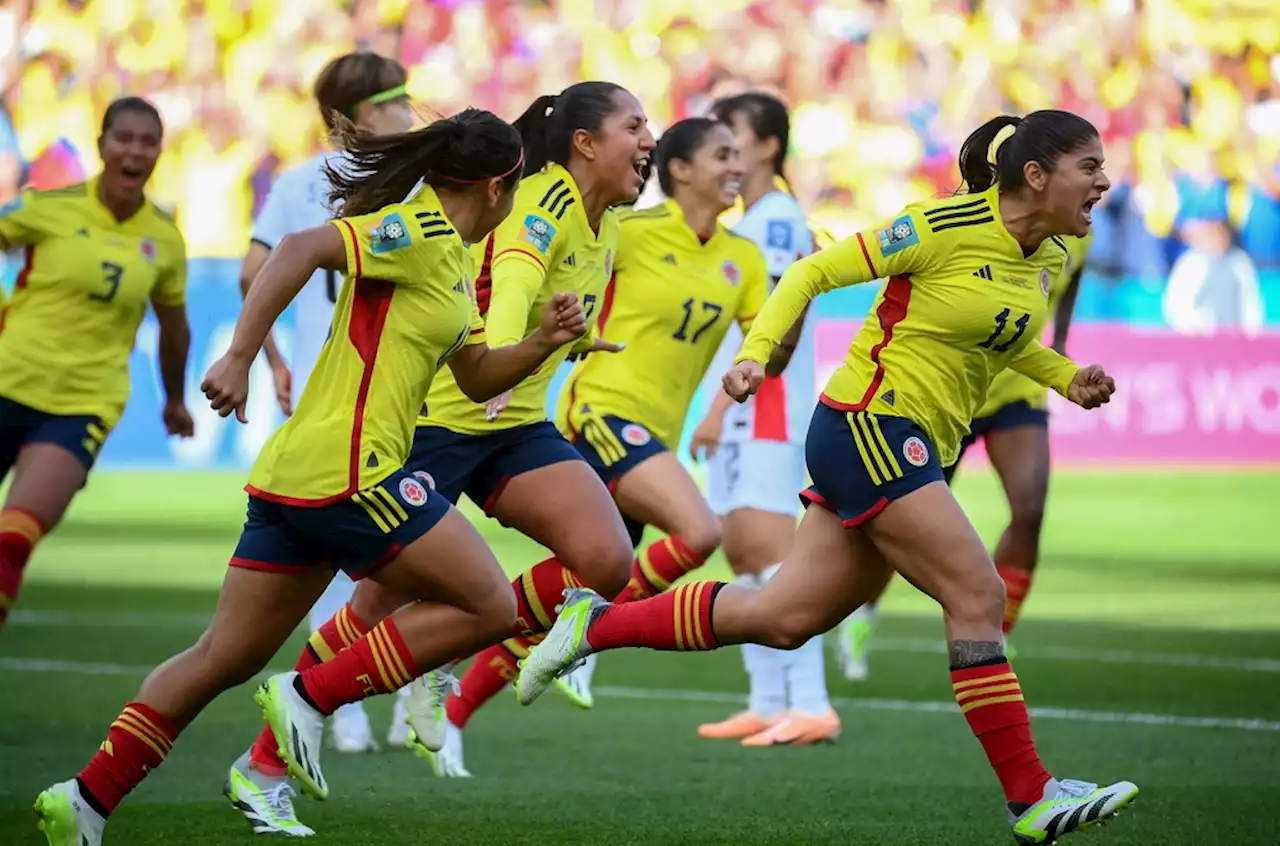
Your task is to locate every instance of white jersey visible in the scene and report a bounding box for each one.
[705,190,816,445]
[250,151,346,405]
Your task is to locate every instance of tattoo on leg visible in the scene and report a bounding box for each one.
[949,639,1006,670]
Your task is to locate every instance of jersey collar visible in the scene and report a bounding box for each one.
[88,173,149,227]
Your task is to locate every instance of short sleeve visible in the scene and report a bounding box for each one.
[832,207,941,282]
[465,300,487,346]
[151,233,188,307]
[489,197,567,274]
[250,171,297,250]
[332,204,441,285]
[0,191,53,250]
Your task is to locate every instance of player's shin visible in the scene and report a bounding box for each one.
[511,556,586,636]
[613,536,711,603]
[996,566,1033,634]
[0,508,46,628]
[76,702,179,817]
[295,617,420,714]
[248,602,370,773]
[585,581,732,652]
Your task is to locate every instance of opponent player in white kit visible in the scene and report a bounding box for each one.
[237,52,416,758]
[690,93,840,746]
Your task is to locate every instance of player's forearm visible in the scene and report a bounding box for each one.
[451,333,559,402]
[705,386,735,420]
[1051,269,1082,354]
[1008,340,1078,396]
[764,304,810,377]
[486,259,544,347]
[736,258,834,366]
[227,232,319,361]
[157,313,190,403]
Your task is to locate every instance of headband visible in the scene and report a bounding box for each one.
[440,148,526,184]
[987,124,1017,166]
[367,84,408,106]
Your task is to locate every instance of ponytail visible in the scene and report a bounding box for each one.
[511,82,626,178]
[957,110,1100,195]
[512,94,559,177]
[326,108,524,218]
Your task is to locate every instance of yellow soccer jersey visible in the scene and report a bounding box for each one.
[0,178,186,425]
[556,199,769,449]
[737,185,1078,468]
[977,231,1092,417]
[247,188,486,504]
[421,164,619,434]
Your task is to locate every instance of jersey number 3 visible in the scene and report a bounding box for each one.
[978,308,1030,353]
[91,261,124,303]
[673,298,723,343]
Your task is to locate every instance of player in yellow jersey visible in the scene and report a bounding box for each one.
[426,117,769,774]
[34,108,591,846]
[518,111,1142,844]
[0,97,192,632]
[837,233,1091,681]
[228,82,656,793]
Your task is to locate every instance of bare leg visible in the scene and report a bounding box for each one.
[984,425,1051,632]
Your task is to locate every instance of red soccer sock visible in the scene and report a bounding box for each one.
[76,702,178,817]
[511,556,585,637]
[951,661,1051,805]
[997,566,1033,634]
[585,581,725,652]
[249,603,370,774]
[0,508,46,629]
[298,617,420,715]
[445,635,541,729]
[614,536,708,604]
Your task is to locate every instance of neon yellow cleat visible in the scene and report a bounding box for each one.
[255,672,329,801]
[34,780,104,846]
[516,588,603,706]
[1010,778,1138,844]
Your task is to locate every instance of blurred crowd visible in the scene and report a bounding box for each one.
[2,0,1279,291]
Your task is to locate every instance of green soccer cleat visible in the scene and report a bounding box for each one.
[403,667,457,754]
[516,588,605,706]
[835,608,876,682]
[1010,778,1139,844]
[34,779,105,846]
[255,672,329,801]
[224,752,315,837]
[410,717,472,778]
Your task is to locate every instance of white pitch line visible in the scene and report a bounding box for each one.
[2,657,1278,734]
[12,609,1280,674]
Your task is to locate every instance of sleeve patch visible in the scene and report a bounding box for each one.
[519,214,556,255]
[876,215,918,256]
[369,212,412,253]
[766,220,793,250]
[0,196,22,218]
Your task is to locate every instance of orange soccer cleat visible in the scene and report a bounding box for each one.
[697,710,783,740]
[740,708,841,747]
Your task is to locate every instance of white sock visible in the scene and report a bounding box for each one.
[310,572,368,722]
[783,634,830,714]
[741,568,786,718]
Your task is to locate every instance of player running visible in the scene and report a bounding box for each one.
[517,111,1141,844]
[835,233,1090,681]
[0,97,192,632]
[221,82,654,816]
[238,52,417,760]
[33,107,587,846]
[689,91,839,745]
[426,116,769,775]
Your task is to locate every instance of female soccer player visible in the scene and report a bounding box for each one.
[238,52,416,762]
[518,111,1141,844]
[835,234,1090,681]
[690,91,839,746]
[426,116,769,775]
[0,97,192,632]
[223,81,654,811]
[34,107,588,846]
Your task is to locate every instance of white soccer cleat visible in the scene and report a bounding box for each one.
[553,652,597,709]
[404,666,459,753]
[835,605,876,682]
[516,588,604,706]
[1009,778,1139,844]
[224,752,315,837]
[413,718,472,778]
[330,705,377,754]
[255,672,329,801]
[387,688,412,748]
[34,779,105,846]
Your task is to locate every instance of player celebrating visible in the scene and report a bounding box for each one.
[835,234,1090,681]
[33,107,587,846]
[0,97,192,632]
[690,91,839,745]
[517,111,1141,844]
[427,116,768,775]
[238,52,416,761]
[222,81,654,808]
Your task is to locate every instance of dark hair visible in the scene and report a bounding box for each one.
[710,92,790,177]
[101,97,163,138]
[313,52,408,131]
[326,108,524,217]
[512,81,628,177]
[654,118,724,196]
[958,110,1099,194]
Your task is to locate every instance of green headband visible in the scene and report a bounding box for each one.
[367,84,407,106]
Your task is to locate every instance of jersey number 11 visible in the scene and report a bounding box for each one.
[977,308,1030,353]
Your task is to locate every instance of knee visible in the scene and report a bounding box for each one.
[944,569,1007,628]
[1008,496,1046,538]
[561,536,633,598]
[679,518,722,561]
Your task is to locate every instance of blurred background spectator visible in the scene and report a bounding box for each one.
[3,0,1279,324]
